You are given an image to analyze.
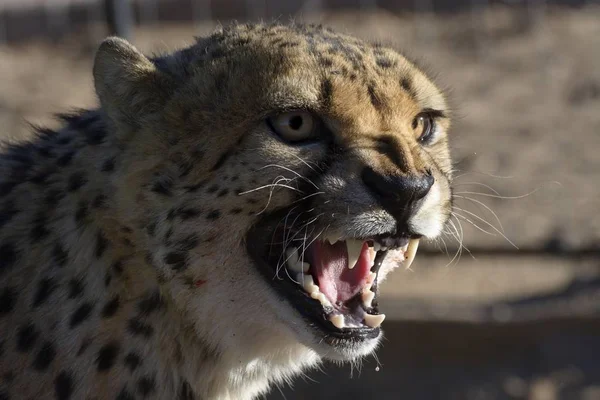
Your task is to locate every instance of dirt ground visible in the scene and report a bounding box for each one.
[1,5,599,399]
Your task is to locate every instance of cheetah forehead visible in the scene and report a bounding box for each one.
[156,23,448,116]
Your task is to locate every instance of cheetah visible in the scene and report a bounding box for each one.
[0,23,453,399]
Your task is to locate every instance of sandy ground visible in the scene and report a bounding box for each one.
[1,5,599,399]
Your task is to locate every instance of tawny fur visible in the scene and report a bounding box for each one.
[0,23,452,400]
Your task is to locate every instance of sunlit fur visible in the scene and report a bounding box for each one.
[0,23,452,399]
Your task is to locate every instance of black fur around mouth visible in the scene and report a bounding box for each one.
[246,206,415,344]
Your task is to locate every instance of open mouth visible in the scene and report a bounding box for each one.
[246,209,420,343]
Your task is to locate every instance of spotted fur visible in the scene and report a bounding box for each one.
[0,23,452,399]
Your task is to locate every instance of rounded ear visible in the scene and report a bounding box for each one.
[93,37,169,133]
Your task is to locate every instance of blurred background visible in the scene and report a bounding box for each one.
[1,0,599,398]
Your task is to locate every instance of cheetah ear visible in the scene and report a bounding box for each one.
[93,37,169,134]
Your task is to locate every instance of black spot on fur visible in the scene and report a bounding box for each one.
[210,148,235,172]
[31,213,50,242]
[95,231,107,258]
[56,151,75,167]
[0,180,19,197]
[68,278,85,299]
[206,210,221,220]
[164,252,187,271]
[69,303,93,328]
[179,381,195,400]
[32,341,56,371]
[0,287,16,315]
[320,78,333,110]
[137,291,164,316]
[96,342,120,372]
[178,234,199,251]
[217,188,229,197]
[116,388,135,400]
[184,179,208,193]
[52,243,68,267]
[0,243,17,275]
[230,208,243,214]
[367,83,384,110]
[85,125,107,146]
[44,189,65,206]
[101,296,120,318]
[400,77,416,99]
[151,179,173,196]
[112,259,124,276]
[206,184,219,194]
[179,208,201,220]
[137,376,156,397]
[30,170,52,185]
[104,272,112,287]
[67,172,87,192]
[0,200,19,229]
[101,157,115,173]
[0,390,8,400]
[32,277,57,307]
[54,371,73,400]
[75,201,89,223]
[146,221,157,236]
[92,194,107,208]
[376,57,394,69]
[124,352,142,372]
[16,322,39,352]
[127,318,154,338]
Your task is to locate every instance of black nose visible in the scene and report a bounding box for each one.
[361,166,434,222]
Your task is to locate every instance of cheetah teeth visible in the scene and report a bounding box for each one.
[404,238,420,270]
[364,313,386,328]
[285,247,310,273]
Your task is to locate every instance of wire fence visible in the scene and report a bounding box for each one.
[2,0,599,44]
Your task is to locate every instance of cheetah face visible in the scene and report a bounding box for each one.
[94,24,453,364]
[245,105,452,360]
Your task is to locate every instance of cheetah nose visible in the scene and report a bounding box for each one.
[361,166,434,222]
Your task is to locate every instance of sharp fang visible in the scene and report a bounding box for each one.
[302,274,319,295]
[362,290,375,308]
[346,239,363,269]
[329,314,345,329]
[364,313,385,328]
[298,261,310,273]
[373,242,381,252]
[404,238,420,269]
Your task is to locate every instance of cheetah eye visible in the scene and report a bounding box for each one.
[412,112,435,144]
[267,111,317,143]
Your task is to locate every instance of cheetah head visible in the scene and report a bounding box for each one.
[93,24,452,365]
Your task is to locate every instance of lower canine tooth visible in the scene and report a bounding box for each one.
[362,290,375,308]
[364,313,385,328]
[303,275,319,294]
[329,314,345,329]
[404,238,420,270]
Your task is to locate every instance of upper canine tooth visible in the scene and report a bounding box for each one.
[346,239,363,270]
[404,238,420,270]
[364,313,385,328]
[329,314,345,329]
[373,242,381,252]
[302,274,319,294]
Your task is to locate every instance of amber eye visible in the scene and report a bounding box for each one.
[412,113,435,143]
[267,111,317,143]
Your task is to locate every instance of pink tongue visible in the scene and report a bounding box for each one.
[308,241,371,305]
